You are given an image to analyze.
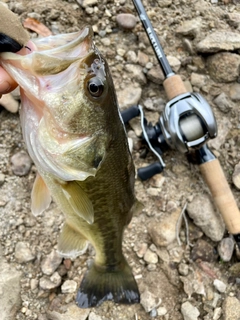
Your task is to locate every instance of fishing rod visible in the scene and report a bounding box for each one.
[123,0,240,246]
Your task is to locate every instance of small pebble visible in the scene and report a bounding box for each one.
[11,151,32,176]
[232,162,240,190]
[116,13,137,30]
[213,279,227,293]
[136,243,148,258]
[41,250,62,276]
[0,173,5,186]
[140,290,161,313]
[218,237,235,262]
[178,263,189,276]
[157,307,167,316]
[15,242,35,263]
[144,249,158,264]
[61,280,77,294]
[39,272,61,290]
[89,312,102,320]
[181,301,200,320]
[0,93,19,113]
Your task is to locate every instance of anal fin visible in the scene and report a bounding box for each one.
[61,181,94,224]
[31,173,52,216]
[57,222,88,259]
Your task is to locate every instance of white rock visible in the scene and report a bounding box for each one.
[187,194,225,241]
[0,93,19,113]
[15,242,35,263]
[213,279,227,293]
[144,249,158,264]
[157,306,167,316]
[0,262,22,320]
[140,290,161,313]
[181,301,200,320]
[61,280,77,294]
[41,250,62,275]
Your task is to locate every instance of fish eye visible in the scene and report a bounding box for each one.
[87,77,104,98]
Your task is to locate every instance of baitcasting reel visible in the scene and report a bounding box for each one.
[121,91,217,180]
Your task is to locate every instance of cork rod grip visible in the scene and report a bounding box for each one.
[163,74,188,100]
[200,159,240,234]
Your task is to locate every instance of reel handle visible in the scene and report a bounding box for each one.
[163,75,188,100]
[200,159,240,235]
[138,162,163,181]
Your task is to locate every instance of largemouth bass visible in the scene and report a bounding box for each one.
[0,26,140,308]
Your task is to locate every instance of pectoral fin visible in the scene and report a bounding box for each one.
[57,222,88,259]
[31,173,52,216]
[61,181,94,224]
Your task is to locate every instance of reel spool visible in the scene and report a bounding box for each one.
[160,92,217,154]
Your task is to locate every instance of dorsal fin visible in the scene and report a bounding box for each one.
[31,173,51,216]
[61,181,94,224]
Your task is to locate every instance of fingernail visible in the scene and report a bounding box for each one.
[0,81,11,94]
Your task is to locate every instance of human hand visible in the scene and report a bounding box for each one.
[0,40,36,98]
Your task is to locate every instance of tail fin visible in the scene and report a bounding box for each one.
[76,259,140,308]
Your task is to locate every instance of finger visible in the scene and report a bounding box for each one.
[0,67,18,94]
[0,40,36,96]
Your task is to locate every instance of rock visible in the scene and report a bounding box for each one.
[187,194,225,241]
[15,241,35,263]
[197,31,240,53]
[80,0,98,8]
[190,72,207,88]
[208,116,231,150]
[213,279,227,293]
[0,262,22,320]
[47,304,90,320]
[136,242,148,258]
[140,290,161,313]
[217,237,235,262]
[229,83,240,101]
[178,263,189,276]
[11,151,32,176]
[233,163,240,189]
[143,249,158,264]
[0,173,5,186]
[213,92,232,113]
[138,50,149,66]
[147,65,165,84]
[89,312,102,320]
[0,93,19,113]
[207,52,240,83]
[176,18,202,38]
[148,209,182,247]
[116,13,137,30]
[181,301,200,320]
[61,280,77,294]
[100,38,110,46]
[157,306,167,316]
[191,239,218,262]
[227,12,240,28]
[158,0,172,7]
[125,50,138,63]
[118,85,142,110]
[41,250,62,275]
[213,307,222,320]
[166,56,181,73]
[139,271,181,319]
[39,272,62,290]
[222,296,240,320]
[124,64,147,85]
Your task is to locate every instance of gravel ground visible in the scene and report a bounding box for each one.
[1,0,240,319]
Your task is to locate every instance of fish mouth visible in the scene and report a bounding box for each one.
[0,26,95,76]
